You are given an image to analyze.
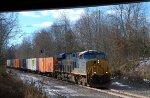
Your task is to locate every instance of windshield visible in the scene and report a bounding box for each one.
[84,52,106,59]
[96,53,106,59]
[84,53,96,59]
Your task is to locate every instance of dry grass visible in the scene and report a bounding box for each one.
[0,73,47,98]
[0,74,23,98]
[136,65,150,80]
[24,84,47,98]
[111,60,150,83]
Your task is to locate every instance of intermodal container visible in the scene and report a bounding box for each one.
[20,59,27,70]
[10,59,14,68]
[39,57,58,73]
[14,59,20,69]
[26,58,38,71]
[7,60,10,67]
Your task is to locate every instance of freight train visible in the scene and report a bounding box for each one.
[6,50,111,88]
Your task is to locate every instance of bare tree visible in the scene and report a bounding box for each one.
[108,3,149,65]
[51,13,76,53]
[15,37,33,58]
[75,9,94,50]
[0,13,18,74]
[32,29,54,57]
[74,9,111,53]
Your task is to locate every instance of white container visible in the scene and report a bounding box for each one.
[7,60,10,67]
[26,59,30,70]
[26,58,38,71]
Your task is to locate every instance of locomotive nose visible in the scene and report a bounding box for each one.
[90,74,111,87]
[86,59,111,87]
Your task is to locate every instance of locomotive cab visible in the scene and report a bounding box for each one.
[83,51,111,87]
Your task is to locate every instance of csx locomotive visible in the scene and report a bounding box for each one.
[7,50,111,88]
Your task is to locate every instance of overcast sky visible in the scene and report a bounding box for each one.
[9,2,150,46]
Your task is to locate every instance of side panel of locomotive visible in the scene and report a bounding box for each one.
[55,52,79,80]
[71,58,87,75]
[62,53,73,73]
[56,53,72,73]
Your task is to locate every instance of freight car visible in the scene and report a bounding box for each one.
[6,50,111,88]
[26,58,39,72]
[38,57,58,76]
[20,59,27,71]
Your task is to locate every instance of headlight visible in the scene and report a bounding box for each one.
[98,60,100,63]
[106,72,108,74]
[94,72,96,74]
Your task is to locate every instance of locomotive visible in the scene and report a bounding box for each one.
[6,50,111,88]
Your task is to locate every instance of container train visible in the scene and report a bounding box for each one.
[6,50,111,88]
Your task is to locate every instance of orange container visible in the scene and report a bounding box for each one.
[39,57,58,73]
[14,59,20,69]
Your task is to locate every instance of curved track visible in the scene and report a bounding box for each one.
[79,85,149,98]
[7,69,149,98]
[27,73,149,98]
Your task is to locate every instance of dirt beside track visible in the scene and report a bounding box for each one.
[111,78,150,97]
[6,68,150,98]
[7,69,116,98]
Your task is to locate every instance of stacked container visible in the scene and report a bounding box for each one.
[39,57,58,73]
[10,59,14,68]
[6,60,10,67]
[20,59,27,70]
[14,59,20,69]
[26,58,38,71]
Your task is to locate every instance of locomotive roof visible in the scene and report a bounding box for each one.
[78,50,98,56]
[55,50,104,57]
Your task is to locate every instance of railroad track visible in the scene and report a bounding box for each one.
[9,69,149,98]
[28,74,149,98]
[79,85,149,98]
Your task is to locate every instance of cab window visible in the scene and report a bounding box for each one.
[96,53,106,59]
[79,55,83,59]
[84,52,96,59]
